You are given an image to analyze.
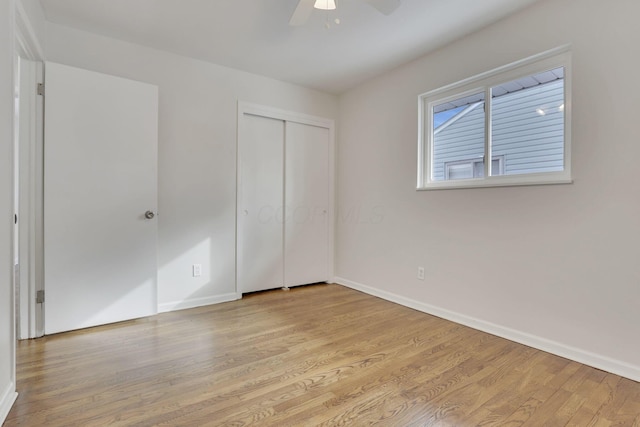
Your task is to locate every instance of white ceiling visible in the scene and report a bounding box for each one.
[39,0,541,94]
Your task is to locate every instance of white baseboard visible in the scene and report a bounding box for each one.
[0,382,17,425]
[158,292,241,313]
[334,277,640,383]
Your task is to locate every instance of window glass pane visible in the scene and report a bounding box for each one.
[490,67,565,176]
[491,157,502,175]
[443,156,503,180]
[431,92,485,181]
[473,160,484,178]
[445,162,473,180]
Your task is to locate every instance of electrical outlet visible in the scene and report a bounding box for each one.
[417,267,425,280]
[192,264,202,277]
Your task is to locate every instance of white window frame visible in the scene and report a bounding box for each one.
[418,46,572,190]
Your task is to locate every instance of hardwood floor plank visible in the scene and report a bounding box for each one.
[6,283,640,426]
[496,396,545,427]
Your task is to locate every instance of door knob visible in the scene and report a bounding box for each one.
[144,210,156,220]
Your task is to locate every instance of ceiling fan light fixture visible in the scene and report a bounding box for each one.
[314,0,336,10]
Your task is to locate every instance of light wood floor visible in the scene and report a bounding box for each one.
[6,284,640,426]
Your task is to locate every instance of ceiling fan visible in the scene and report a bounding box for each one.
[290,0,402,26]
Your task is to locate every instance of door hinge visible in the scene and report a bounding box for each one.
[36,290,45,304]
[37,83,44,96]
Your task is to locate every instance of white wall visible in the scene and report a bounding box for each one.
[0,0,17,422]
[336,0,640,380]
[45,23,338,311]
[16,0,46,53]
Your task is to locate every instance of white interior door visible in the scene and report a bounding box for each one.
[284,122,330,287]
[44,62,158,334]
[237,113,284,293]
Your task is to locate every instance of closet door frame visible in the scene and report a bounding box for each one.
[236,102,335,293]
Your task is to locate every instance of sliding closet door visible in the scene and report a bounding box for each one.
[237,114,285,293]
[284,122,330,287]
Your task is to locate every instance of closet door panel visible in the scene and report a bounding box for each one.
[238,114,284,293]
[284,122,330,287]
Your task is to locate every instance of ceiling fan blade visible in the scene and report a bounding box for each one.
[290,0,315,26]
[365,0,401,15]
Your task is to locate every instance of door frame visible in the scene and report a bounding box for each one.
[236,102,335,294]
[14,0,45,340]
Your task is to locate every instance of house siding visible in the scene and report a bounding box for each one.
[433,103,485,179]
[432,79,564,180]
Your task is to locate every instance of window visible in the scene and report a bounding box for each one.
[418,47,571,190]
[444,156,504,180]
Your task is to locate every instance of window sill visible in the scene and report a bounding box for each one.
[417,173,573,191]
